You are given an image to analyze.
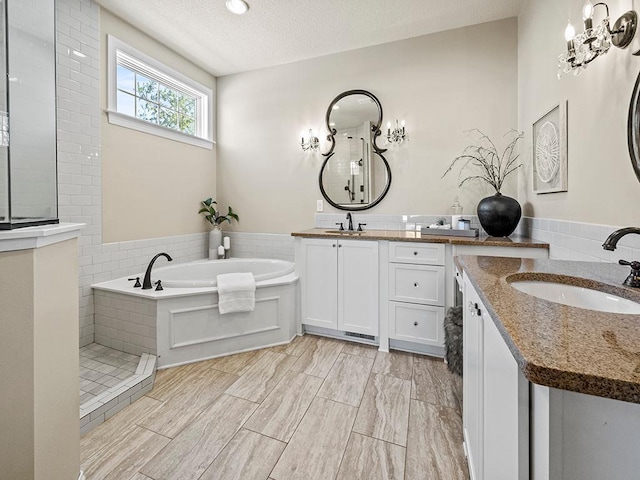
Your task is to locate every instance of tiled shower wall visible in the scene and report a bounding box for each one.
[56,0,208,347]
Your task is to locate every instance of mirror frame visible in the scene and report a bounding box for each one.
[319,89,392,211]
[628,72,640,183]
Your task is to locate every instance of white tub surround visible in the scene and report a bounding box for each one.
[0,224,83,479]
[92,259,299,368]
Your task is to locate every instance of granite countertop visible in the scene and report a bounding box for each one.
[291,228,549,248]
[457,255,640,403]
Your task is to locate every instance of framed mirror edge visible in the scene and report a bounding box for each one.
[319,152,392,211]
[628,71,640,183]
[322,89,386,157]
[318,89,393,211]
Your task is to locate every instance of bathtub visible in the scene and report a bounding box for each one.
[155,258,295,288]
[92,258,299,368]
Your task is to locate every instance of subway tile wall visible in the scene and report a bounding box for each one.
[57,0,208,347]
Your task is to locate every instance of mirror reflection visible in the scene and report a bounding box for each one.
[320,90,391,211]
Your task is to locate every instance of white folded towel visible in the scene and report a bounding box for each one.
[217,272,256,314]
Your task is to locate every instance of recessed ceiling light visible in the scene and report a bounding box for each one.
[226,0,248,15]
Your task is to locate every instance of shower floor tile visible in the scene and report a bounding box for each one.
[79,343,142,405]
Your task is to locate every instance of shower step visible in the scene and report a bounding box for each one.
[79,352,157,435]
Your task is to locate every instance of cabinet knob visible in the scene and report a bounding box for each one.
[413,251,418,255]
[414,282,418,287]
[332,244,336,248]
[414,321,419,326]
[338,244,342,248]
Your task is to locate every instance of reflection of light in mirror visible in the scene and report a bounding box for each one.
[332,104,340,109]
[350,161,360,175]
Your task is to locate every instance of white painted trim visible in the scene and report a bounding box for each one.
[0,223,84,252]
[106,109,214,149]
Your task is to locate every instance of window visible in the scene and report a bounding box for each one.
[107,35,214,149]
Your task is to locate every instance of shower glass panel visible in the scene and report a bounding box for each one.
[0,0,57,229]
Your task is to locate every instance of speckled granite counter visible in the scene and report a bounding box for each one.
[291,228,549,248]
[457,255,640,403]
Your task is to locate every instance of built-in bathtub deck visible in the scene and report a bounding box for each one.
[79,343,156,435]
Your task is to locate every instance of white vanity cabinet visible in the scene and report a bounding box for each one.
[388,242,446,350]
[463,276,529,480]
[301,237,379,336]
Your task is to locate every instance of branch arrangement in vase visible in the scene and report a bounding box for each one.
[442,129,523,194]
[198,197,239,226]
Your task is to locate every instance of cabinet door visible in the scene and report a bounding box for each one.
[463,278,484,480]
[301,238,338,329]
[338,239,379,336]
[483,311,529,480]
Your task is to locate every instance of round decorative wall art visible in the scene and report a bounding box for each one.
[535,120,560,184]
[532,101,568,194]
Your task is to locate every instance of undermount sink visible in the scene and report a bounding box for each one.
[509,279,640,314]
[324,230,363,235]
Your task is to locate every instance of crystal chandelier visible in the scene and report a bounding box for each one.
[558,1,637,79]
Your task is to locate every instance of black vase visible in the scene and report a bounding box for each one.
[476,193,521,237]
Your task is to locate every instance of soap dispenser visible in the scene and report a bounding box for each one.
[451,197,463,229]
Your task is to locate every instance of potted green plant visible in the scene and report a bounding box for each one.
[442,129,523,237]
[198,197,239,250]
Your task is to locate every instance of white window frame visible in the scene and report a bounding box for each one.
[106,35,215,149]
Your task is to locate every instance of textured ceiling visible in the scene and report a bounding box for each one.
[95,0,525,77]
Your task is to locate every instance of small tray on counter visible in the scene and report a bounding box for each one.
[420,227,479,237]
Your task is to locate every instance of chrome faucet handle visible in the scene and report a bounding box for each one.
[619,259,640,288]
[357,223,367,232]
[128,277,141,288]
[335,222,344,231]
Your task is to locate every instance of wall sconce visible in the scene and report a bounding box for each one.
[386,119,406,145]
[300,129,319,152]
[558,1,637,78]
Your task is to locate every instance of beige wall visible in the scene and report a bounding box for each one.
[0,240,79,480]
[217,19,518,233]
[518,0,640,226]
[101,9,217,243]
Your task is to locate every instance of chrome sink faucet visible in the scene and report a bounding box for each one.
[346,212,353,231]
[602,227,640,288]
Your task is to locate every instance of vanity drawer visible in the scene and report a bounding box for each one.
[389,263,445,306]
[389,301,444,346]
[389,242,445,265]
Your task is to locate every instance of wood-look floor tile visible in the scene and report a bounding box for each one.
[316,353,374,406]
[405,400,469,480]
[243,370,323,442]
[147,361,212,401]
[271,334,319,356]
[225,351,298,403]
[139,369,238,438]
[341,342,379,359]
[336,433,406,480]
[81,426,170,480]
[372,350,414,381]
[411,355,459,409]
[353,373,411,446]
[140,394,258,480]
[204,349,268,375]
[200,429,286,480]
[129,474,153,480]
[290,337,344,378]
[80,395,164,462]
[270,397,357,480]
